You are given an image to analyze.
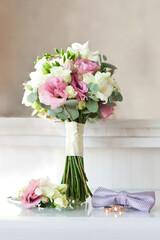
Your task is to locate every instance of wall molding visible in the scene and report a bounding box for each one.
[1,118,160,148]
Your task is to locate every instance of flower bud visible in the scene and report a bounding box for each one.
[78,100,86,110]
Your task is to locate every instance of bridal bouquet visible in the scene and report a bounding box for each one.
[22,41,123,206]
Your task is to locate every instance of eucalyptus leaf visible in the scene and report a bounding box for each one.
[40,103,51,110]
[103,55,107,61]
[54,106,63,113]
[64,99,79,107]
[89,95,99,101]
[82,109,90,114]
[65,106,79,120]
[90,84,98,94]
[56,110,68,120]
[27,93,37,103]
[48,109,56,117]
[87,82,93,90]
[86,100,98,113]
[106,102,116,107]
[117,92,123,102]
[101,62,117,69]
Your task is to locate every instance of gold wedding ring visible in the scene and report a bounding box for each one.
[104,205,124,213]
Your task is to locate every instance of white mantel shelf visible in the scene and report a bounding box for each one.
[1,118,160,148]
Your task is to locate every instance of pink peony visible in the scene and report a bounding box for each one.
[71,74,88,100]
[100,102,114,122]
[20,179,41,208]
[39,77,67,110]
[75,59,100,75]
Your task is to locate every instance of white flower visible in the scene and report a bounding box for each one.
[54,196,68,208]
[83,71,114,103]
[35,177,60,202]
[22,88,32,106]
[67,41,99,62]
[66,86,77,99]
[34,57,48,70]
[50,67,72,83]
[56,184,67,194]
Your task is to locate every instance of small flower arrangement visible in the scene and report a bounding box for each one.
[21,41,123,206]
[18,177,68,209]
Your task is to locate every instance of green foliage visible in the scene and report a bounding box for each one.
[86,100,98,113]
[65,105,79,120]
[39,201,55,208]
[27,93,37,103]
[63,55,66,64]
[43,53,56,59]
[54,48,60,55]
[101,62,117,69]
[61,48,64,56]
[23,83,33,91]
[34,56,41,64]
[41,62,51,74]
[111,90,123,102]
[106,102,116,107]
[103,55,107,61]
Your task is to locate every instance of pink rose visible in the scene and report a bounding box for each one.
[39,77,67,110]
[75,59,100,75]
[71,74,88,100]
[20,179,41,208]
[100,102,114,122]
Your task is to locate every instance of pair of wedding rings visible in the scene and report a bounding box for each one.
[104,205,124,214]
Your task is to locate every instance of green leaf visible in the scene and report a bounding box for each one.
[82,109,90,114]
[103,55,107,61]
[106,102,116,107]
[55,61,60,66]
[39,103,51,110]
[64,99,79,107]
[89,95,99,101]
[67,50,70,59]
[54,48,60,55]
[90,84,98,94]
[115,88,118,96]
[43,62,51,69]
[86,100,98,113]
[117,92,123,102]
[27,93,37,102]
[65,106,79,120]
[61,48,64,56]
[23,83,33,91]
[108,96,112,103]
[63,55,66,64]
[87,82,93,90]
[54,106,63,113]
[101,62,117,69]
[56,110,68,120]
[48,109,56,117]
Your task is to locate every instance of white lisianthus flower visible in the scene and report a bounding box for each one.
[66,86,77,99]
[35,177,60,202]
[83,71,114,103]
[54,196,68,208]
[67,41,99,62]
[41,196,49,204]
[50,67,72,83]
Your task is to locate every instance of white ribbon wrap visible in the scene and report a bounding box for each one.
[65,121,84,157]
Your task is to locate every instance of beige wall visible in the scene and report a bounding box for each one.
[0,0,160,118]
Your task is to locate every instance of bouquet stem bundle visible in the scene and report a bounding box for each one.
[62,155,92,204]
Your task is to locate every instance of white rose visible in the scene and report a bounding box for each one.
[66,86,77,99]
[83,71,113,103]
[50,67,71,83]
[67,41,99,62]
[54,196,68,208]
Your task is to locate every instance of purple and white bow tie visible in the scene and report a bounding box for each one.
[92,187,155,212]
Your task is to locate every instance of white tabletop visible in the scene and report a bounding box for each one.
[0,191,160,240]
